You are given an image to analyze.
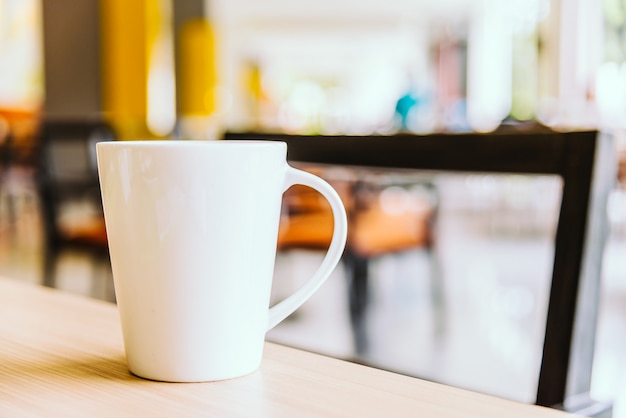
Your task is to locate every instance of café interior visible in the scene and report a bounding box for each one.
[0,0,625,416]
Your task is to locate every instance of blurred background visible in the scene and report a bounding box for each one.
[1,0,623,138]
[1,0,626,416]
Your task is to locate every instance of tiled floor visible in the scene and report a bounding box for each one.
[1,168,624,416]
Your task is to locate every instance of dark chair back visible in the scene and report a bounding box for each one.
[224,129,616,415]
[36,119,115,295]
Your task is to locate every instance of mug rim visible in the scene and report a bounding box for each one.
[96,140,285,148]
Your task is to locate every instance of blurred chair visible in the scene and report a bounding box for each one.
[274,163,439,353]
[0,109,40,233]
[35,119,114,301]
[343,173,440,352]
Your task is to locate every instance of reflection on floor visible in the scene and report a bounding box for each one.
[0,169,624,416]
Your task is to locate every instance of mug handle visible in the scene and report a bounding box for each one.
[266,165,348,331]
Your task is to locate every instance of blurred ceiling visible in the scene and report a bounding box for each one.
[209,0,476,26]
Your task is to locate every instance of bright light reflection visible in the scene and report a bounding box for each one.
[146,0,176,137]
[0,0,43,110]
[467,0,512,132]
[595,62,626,128]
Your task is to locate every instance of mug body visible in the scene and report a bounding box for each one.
[97,140,286,382]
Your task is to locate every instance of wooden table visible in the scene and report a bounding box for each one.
[0,277,574,417]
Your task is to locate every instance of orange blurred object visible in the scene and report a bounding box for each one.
[277,167,435,258]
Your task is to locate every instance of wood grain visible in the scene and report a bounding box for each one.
[0,277,573,417]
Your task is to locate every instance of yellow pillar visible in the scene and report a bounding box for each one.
[100,0,174,139]
[179,18,216,117]
[175,15,219,139]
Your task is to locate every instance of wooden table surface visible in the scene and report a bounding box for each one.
[0,277,575,417]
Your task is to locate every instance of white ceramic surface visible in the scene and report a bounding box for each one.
[96,140,347,382]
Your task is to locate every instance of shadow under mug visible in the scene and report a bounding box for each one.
[96,140,347,382]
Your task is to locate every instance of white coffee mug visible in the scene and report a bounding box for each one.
[96,140,347,382]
